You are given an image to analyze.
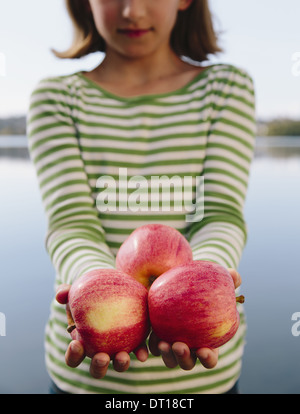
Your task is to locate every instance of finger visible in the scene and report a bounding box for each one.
[172,342,197,371]
[134,342,149,362]
[227,268,242,289]
[90,353,110,379]
[148,331,161,357]
[113,351,131,372]
[196,347,219,369]
[65,340,85,368]
[158,341,178,369]
[56,284,71,304]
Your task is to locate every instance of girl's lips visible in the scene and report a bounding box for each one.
[118,28,153,38]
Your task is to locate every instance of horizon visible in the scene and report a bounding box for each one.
[1,113,300,123]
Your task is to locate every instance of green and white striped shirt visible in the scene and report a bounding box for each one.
[27,64,255,394]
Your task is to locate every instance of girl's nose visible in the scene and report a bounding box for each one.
[122,0,146,21]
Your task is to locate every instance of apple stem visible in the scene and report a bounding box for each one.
[149,275,157,286]
[236,295,245,304]
[66,304,76,333]
[67,324,76,334]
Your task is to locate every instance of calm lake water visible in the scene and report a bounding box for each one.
[1,135,300,394]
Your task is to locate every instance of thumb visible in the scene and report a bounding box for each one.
[55,283,71,304]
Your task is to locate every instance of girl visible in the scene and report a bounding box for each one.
[27,0,255,394]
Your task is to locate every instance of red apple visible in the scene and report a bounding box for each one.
[148,261,244,349]
[116,224,193,288]
[67,269,150,358]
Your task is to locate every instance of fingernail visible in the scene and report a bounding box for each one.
[70,341,81,354]
[95,358,108,368]
[174,347,185,357]
[118,360,127,367]
[159,344,169,355]
[201,350,208,360]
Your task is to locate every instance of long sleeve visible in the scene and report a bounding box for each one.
[27,78,115,285]
[33,68,254,394]
[187,67,256,269]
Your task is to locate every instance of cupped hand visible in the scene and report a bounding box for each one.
[148,268,242,371]
[55,284,148,379]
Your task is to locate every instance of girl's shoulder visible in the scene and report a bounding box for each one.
[30,72,83,96]
[205,63,254,83]
[202,63,255,96]
[29,72,89,111]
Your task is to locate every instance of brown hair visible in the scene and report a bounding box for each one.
[53,0,222,62]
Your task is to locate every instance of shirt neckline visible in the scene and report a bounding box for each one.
[76,64,217,103]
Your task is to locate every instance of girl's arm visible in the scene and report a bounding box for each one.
[27,77,115,287]
[151,67,255,372]
[188,66,256,270]
[27,77,138,377]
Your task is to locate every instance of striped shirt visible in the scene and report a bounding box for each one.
[27,64,256,394]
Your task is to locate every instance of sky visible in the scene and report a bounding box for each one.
[0,0,299,120]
